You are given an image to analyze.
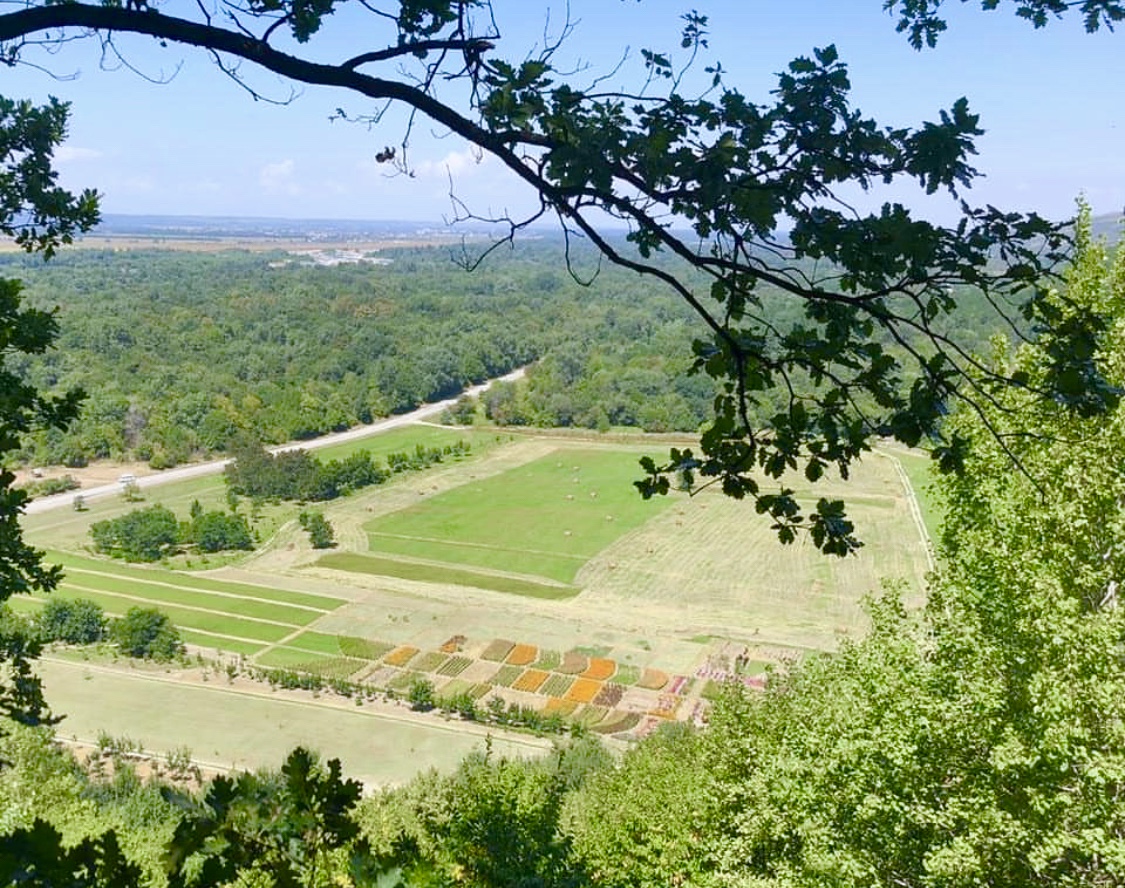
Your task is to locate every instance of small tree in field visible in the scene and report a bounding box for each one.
[37,597,107,645]
[112,607,182,660]
[298,511,335,549]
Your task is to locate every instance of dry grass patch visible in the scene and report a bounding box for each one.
[638,668,669,690]
[558,651,588,675]
[481,639,515,662]
[412,652,449,673]
[544,698,577,716]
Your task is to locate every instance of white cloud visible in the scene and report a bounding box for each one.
[259,159,301,195]
[54,146,102,163]
[413,147,487,179]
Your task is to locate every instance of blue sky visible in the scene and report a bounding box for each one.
[3,0,1121,223]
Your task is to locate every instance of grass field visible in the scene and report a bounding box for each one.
[18,551,347,652]
[17,426,936,784]
[39,658,551,786]
[363,448,672,585]
[317,553,578,599]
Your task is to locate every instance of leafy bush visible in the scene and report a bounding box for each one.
[112,607,182,660]
[189,510,253,553]
[91,505,178,562]
[298,511,335,549]
[37,597,107,644]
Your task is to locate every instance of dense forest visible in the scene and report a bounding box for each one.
[2,237,1010,470]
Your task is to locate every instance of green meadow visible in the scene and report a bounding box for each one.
[362,448,672,585]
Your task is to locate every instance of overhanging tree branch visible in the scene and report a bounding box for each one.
[0,1,1114,554]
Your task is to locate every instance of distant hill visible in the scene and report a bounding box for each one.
[1091,212,1123,244]
[89,213,504,242]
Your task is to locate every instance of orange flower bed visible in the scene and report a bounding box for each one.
[384,646,419,668]
[581,657,617,681]
[638,668,669,690]
[506,644,538,666]
[440,634,467,654]
[564,678,603,704]
[544,698,578,716]
[512,669,549,693]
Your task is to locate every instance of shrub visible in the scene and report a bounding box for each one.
[91,505,179,562]
[37,597,107,645]
[408,677,436,712]
[298,510,336,549]
[112,607,182,660]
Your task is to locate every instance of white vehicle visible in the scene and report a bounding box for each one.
[118,473,136,485]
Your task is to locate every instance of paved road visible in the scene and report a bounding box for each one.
[25,367,526,515]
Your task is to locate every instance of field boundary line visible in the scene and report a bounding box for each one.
[255,625,321,660]
[368,531,589,561]
[324,552,574,588]
[61,565,342,611]
[180,628,276,648]
[886,452,935,574]
[60,582,307,628]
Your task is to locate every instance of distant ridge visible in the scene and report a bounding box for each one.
[90,213,504,241]
[1091,212,1123,244]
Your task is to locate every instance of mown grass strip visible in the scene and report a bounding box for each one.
[338,637,394,661]
[36,588,295,642]
[178,630,264,656]
[368,535,584,586]
[281,631,344,656]
[59,577,320,626]
[316,553,578,600]
[257,647,333,669]
[46,551,345,610]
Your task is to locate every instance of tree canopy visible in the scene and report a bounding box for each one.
[0,0,1117,551]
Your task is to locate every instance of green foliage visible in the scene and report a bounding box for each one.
[186,509,253,553]
[0,819,143,887]
[565,723,707,888]
[888,0,1125,48]
[691,214,1125,887]
[164,747,367,888]
[407,676,435,712]
[90,503,252,561]
[37,596,107,644]
[297,510,335,549]
[0,604,49,725]
[90,505,178,562]
[376,745,592,888]
[111,606,182,660]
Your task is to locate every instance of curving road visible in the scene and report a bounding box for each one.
[25,367,526,515]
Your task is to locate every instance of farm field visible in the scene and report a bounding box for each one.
[39,658,550,786]
[362,447,672,584]
[18,423,933,777]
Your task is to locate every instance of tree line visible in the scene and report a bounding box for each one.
[3,241,1016,473]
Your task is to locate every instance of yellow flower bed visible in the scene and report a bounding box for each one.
[581,657,617,681]
[506,644,538,666]
[565,678,602,703]
[384,645,420,668]
[512,668,549,692]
